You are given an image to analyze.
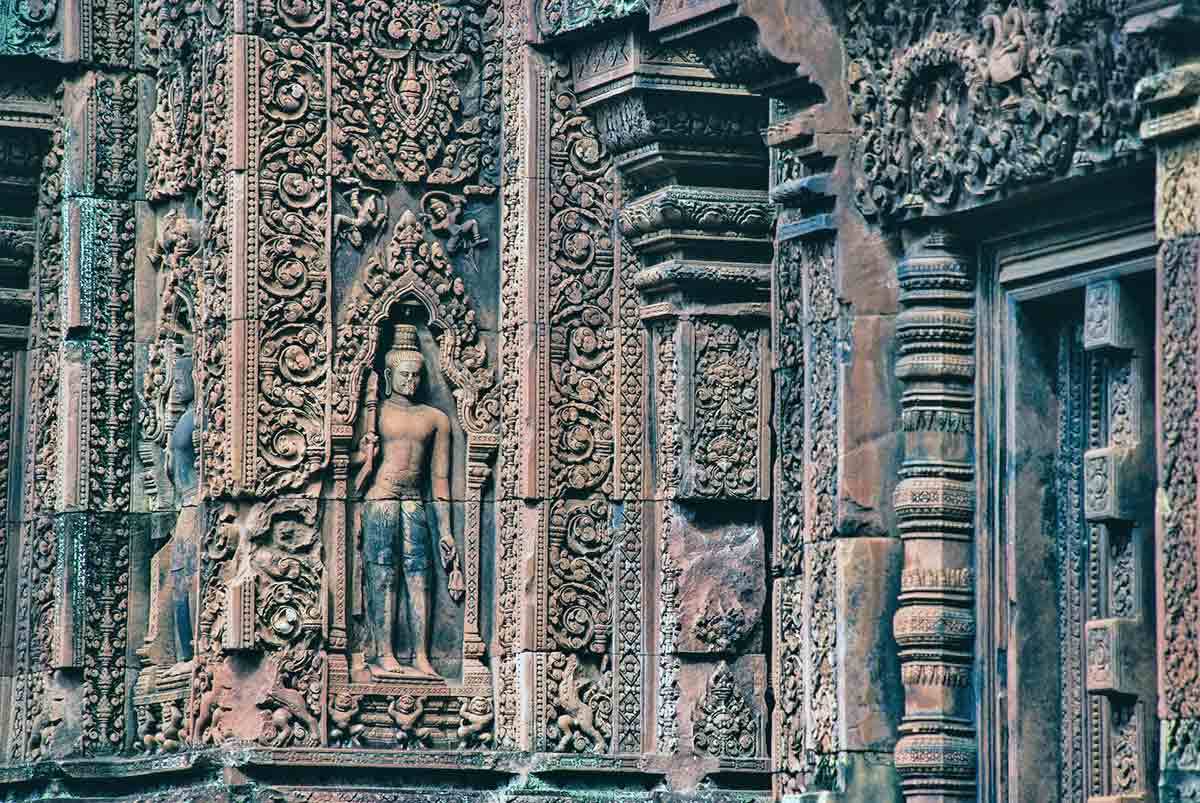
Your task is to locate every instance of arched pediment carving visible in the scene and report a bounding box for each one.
[333,209,498,440]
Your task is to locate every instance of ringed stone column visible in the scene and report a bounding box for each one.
[892,230,976,803]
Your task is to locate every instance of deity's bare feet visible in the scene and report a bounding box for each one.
[369,654,404,675]
[163,659,194,678]
[412,654,439,679]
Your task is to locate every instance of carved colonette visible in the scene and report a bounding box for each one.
[890,231,976,802]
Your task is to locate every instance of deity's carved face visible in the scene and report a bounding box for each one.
[172,356,195,405]
[386,355,422,399]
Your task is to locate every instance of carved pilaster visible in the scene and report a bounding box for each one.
[1136,42,1200,799]
[631,182,772,782]
[558,10,774,778]
[226,33,330,498]
[892,231,976,803]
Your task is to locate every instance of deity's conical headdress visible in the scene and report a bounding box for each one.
[385,323,423,370]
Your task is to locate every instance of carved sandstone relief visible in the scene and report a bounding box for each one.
[846,0,1158,224]
[892,230,977,802]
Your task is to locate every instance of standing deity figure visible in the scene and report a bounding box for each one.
[138,349,200,674]
[166,352,199,667]
[352,324,463,679]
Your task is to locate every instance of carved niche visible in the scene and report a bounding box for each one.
[324,208,497,749]
[845,0,1159,224]
[132,209,205,755]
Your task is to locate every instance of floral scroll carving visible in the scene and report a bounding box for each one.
[690,321,762,499]
[543,80,616,499]
[251,38,331,497]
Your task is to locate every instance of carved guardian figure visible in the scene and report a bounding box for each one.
[352,323,463,680]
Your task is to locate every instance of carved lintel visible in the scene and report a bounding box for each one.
[849,5,1157,226]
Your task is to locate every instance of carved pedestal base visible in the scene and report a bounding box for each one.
[327,656,493,750]
[132,664,193,754]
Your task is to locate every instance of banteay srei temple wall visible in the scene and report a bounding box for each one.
[0,0,1197,800]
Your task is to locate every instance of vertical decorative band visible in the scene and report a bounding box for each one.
[892,230,977,801]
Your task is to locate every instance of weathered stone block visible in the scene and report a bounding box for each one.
[666,504,766,655]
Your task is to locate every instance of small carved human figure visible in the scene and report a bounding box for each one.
[192,670,228,745]
[422,191,486,269]
[328,692,366,747]
[456,696,494,749]
[334,186,387,247]
[137,707,160,753]
[352,324,463,680]
[982,2,1029,106]
[388,694,432,748]
[158,702,184,752]
[27,688,65,760]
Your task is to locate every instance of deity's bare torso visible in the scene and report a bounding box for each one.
[366,399,451,500]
